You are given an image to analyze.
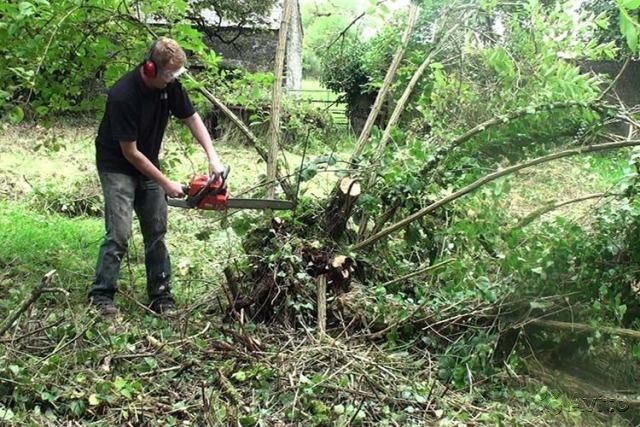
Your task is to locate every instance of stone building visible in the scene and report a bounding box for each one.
[200,1,303,92]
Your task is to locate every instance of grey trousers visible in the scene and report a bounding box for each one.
[89,171,173,303]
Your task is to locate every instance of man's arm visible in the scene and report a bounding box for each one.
[182,112,225,176]
[120,141,184,197]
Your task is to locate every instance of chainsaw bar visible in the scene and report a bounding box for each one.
[166,166,295,211]
[227,198,294,210]
[166,197,294,210]
[167,198,294,210]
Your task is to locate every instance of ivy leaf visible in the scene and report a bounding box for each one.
[88,394,100,406]
[620,11,639,52]
[233,371,247,381]
[8,106,24,124]
[299,164,318,181]
[18,2,35,17]
[0,407,14,420]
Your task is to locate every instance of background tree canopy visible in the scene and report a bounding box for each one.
[0,0,277,122]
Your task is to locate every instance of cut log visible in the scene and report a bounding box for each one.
[324,177,361,239]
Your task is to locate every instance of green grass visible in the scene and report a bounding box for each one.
[588,150,632,187]
[301,78,327,92]
[0,201,103,317]
[0,202,102,272]
[300,78,340,103]
[508,151,631,222]
[298,79,348,124]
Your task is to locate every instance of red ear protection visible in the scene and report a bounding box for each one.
[142,40,158,78]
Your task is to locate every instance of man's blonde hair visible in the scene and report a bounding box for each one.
[150,37,186,69]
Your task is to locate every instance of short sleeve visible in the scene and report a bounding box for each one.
[168,80,196,119]
[108,98,139,142]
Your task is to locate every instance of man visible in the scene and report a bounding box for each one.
[89,37,224,316]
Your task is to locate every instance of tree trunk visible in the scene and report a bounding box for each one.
[324,177,361,239]
[267,0,294,200]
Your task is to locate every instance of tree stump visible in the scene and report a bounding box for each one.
[325,177,361,239]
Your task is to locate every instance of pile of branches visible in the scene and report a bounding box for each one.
[0,272,499,425]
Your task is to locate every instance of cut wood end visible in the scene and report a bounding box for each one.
[339,178,361,196]
[331,255,350,268]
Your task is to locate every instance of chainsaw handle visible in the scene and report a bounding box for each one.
[185,165,230,207]
[212,165,230,188]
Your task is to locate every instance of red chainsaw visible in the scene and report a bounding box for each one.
[167,166,294,211]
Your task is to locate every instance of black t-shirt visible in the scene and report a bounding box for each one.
[95,68,195,175]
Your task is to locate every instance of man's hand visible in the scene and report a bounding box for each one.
[163,181,185,198]
[209,160,225,177]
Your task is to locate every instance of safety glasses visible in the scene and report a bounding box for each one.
[159,66,186,81]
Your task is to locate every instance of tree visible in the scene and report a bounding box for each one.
[301,0,361,77]
[0,0,278,121]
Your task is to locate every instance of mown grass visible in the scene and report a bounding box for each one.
[298,78,348,125]
[0,202,102,283]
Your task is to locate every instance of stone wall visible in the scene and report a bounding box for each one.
[578,60,640,108]
[205,29,279,73]
[578,60,640,136]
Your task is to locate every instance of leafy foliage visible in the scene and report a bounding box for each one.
[301,0,359,77]
[319,37,371,115]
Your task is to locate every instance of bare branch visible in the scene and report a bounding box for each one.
[511,193,608,231]
[350,2,421,161]
[353,140,640,251]
[597,56,631,102]
[0,270,57,337]
[325,0,388,50]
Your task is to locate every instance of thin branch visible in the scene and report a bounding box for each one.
[353,140,640,251]
[597,56,631,102]
[357,19,461,238]
[526,318,640,340]
[350,2,421,161]
[381,258,455,288]
[325,0,388,50]
[448,101,602,152]
[0,270,56,337]
[26,6,81,106]
[511,193,608,231]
